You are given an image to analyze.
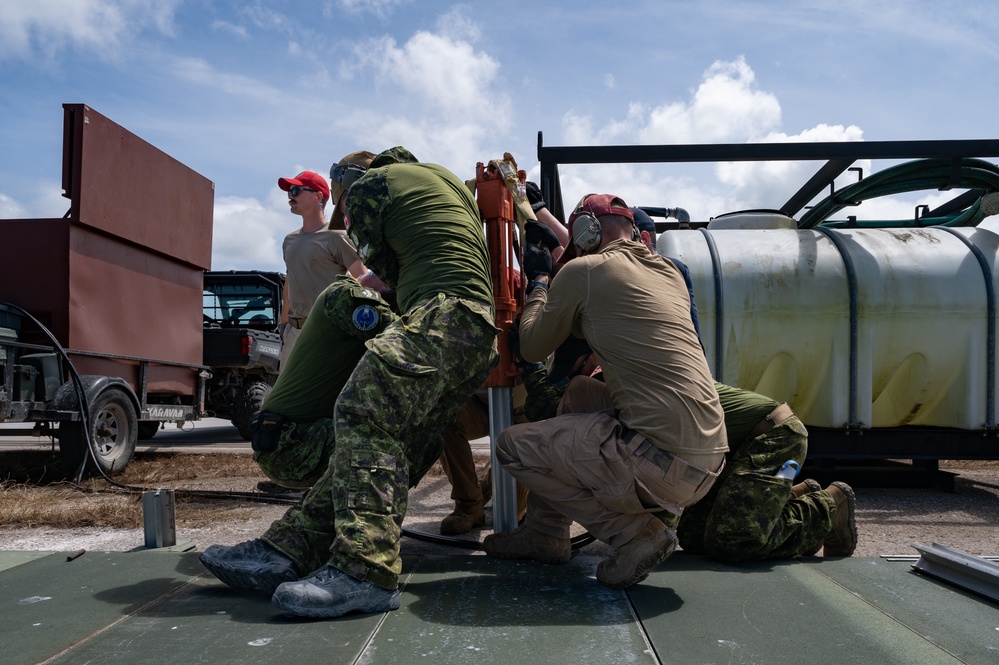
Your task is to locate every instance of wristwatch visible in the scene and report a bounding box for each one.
[527,280,549,294]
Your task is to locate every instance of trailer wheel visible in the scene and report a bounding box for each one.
[60,387,138,477]
[232,380,271,441]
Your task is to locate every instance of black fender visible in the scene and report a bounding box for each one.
[52,375,141,418]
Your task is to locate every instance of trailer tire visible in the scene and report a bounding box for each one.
[232,380,271,441]
[60,386,138,477]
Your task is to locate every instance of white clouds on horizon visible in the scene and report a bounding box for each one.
[0,0,180,61]
[562,57,783,146]
[554,56,878,219]
[0,193,26,220]
[643,58,782,144]
[210,195,287,271]
[334,10,512,172]
[2,3,988,268]
[210,20,248,39]
[333,0,413,20]
[169,56,287,105]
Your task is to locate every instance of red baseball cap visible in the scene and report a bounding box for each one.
[278,171,330,201]
[567,194,633,227]
[560,193,634,263]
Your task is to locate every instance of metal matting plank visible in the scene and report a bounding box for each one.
[814,556,999,664]
[0,551,51,573]
[46,572,384,665]
[369,555,657,665]
[630,555,968,665]
[1,550,206,665]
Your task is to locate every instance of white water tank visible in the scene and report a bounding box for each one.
[659,225,999,430]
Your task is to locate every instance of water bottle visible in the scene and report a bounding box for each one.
[775,460,800,480]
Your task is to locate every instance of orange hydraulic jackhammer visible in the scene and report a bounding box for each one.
[476,156,527,533]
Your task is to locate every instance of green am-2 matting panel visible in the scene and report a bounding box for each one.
[632,554,999,664]
[1,550,996,665]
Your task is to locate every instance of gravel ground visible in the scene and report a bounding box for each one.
[1,456,997,559]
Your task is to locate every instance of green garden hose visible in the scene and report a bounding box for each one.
[797,158,999,229]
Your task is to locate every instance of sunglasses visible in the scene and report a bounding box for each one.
[288,186,316,197]
[329,163,367,191]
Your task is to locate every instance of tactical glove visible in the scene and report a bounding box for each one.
[523,220,560,281]
[525,220,560,251]
[523,244,552,281]
[525,181,548,213]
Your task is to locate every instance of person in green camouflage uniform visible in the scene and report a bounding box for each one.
[200,147,499,619]
[670,382,835,561]
[251,275,395,489]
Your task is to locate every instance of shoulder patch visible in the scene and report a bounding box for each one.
[352,304,380,331]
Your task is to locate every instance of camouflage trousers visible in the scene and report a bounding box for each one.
[260,290,498,589]
[674,415,835,561]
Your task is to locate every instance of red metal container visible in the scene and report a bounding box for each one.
[0,104,213,397]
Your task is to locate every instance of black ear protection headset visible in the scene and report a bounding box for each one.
[570,196,641,254]
[571,211,602,254]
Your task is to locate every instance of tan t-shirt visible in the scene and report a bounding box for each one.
[519,239,728,458]
[282,224,359,320]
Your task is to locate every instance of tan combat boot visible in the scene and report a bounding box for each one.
[822,481,858,556]
[790,478,822,498]
[483,524,571,564]
[596,522,679,589]
[439,499,485,535]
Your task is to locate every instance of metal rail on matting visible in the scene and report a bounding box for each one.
[907,542,999,602]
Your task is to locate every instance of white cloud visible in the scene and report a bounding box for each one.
[640,56,781,144]
[0,0,180,60]
[0,193,26,219]
[334,17,512,172]
[351,30,504,121]
[551,58,893,221]
[211,195,288,272]
[331,107,492,182]
[716,124,866,213]
[210,20,248,39]
[169,56,286,105]
[560,57,782,148]
[437,6,481,43]
[334,0,412,20]
[0,180,70,220]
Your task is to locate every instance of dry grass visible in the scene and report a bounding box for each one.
[0,451,271,529]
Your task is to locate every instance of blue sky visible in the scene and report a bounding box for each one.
[1,0,997,271]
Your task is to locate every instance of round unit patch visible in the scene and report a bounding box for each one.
[352,304,380,331]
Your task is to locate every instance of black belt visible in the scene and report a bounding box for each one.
[622,429,710,484]
[749,403,795,439]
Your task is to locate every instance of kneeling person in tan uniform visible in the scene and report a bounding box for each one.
[484,194,729,589]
